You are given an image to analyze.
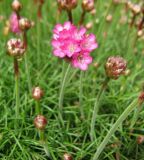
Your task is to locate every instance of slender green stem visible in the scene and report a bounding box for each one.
[90,77,109,141]
[67,10,73,23]
[79,71,84,119]
[58,63,71,126]
[24,53,32,94]
[37,19,40,69]
[36,100,41,115]
[92,99,138,160]
[79,10,86,26]
[15,75,20,119]
[39,130,44,141]
[14,58,20,124]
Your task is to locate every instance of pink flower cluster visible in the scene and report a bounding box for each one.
[52,22,98,71]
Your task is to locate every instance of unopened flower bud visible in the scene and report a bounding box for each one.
[105,56,127,79]
[137,135,144,144]
[32,87,44,100]
[34,115,47,130]
[90,8,96,15]
[63,153,73,160]
[106,14,113,22]
[137,30,143,37]
[85,22,93,30]
[82,0,95,12]
[19,18,32,31]
[57,0,77,11]
[11,0,22,13]
[6,38,25,57]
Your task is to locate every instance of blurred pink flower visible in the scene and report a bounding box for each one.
[9,12,21,34]
[52,21,98,71]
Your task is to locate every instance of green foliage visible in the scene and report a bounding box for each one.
[0,0,144,159]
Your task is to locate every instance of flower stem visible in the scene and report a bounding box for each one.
[39,130,44,141]
[58,63,71,127]
[79,71,85,119]
[92,99,138,160]
[36,100,41,115]
[23,32,32,94]
[90,77,110,141]
[79,10,86,26]
[14,58,20,124]
[67,10,73,23]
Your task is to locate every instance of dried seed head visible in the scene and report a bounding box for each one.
[19,18,32,31]
[32,87,44,100]
[105,56,127,79]
[6,38,25,57]
[137,135,144,144]
[82,0,95,12]
[11,0,22,13]
[57,0,77,11]
[34,115,47,130]
[63,153,73,160]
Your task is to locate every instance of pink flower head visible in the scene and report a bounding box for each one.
[52,21,98,71]
[9,12,21,34]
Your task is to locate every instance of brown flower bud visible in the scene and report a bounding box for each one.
[32,87,44,100]
[63,153,73,160]
[82,0,95,12]
[137,135,144,144]
[34,115,47,130]
[19,18,32,31]
[6,38,25,57]
[105,56,127,79]
[11,0,22,13]
[57,0,77,11]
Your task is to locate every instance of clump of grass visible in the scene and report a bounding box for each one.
[0,0,144,160]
